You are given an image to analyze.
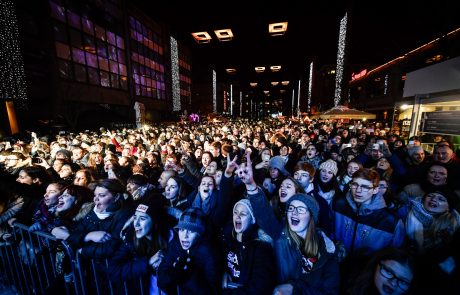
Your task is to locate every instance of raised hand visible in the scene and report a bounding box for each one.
[236,152,256,189]
[225,154,239,177]
[149,249,164,270]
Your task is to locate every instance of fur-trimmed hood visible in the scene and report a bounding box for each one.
[73,202,94,222]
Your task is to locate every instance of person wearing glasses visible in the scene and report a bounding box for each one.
[347,247,414,295]
[240,153,340,295]
[332,168,405,271]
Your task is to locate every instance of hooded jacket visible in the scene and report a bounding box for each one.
[332,191,405,256]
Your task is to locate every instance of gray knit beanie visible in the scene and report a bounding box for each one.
[286,193,319,223]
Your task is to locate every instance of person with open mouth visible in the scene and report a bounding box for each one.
[241,153,340,294]
[158,208,220,295]
[347,247,414,295]
[65,179,132,259]
[405,186,460,255]
[221,199,276,293]
[182,154,238,237]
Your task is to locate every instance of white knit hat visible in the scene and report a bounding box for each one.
[233,199,255,224]
[319,159,338,176]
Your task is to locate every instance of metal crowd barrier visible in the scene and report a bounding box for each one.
[0,222,84,295]
[0,223,154,295]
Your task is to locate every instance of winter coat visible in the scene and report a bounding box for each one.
[186,175,234,235]
[158,235,220,295]
[332,191,405,256]
[248,188,340,295]
[221,223,275,294]
[108,240,160,294]
[66,207,131,259]
[405,197,460,254]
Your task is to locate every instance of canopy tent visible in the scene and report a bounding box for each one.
[312,105,376,120]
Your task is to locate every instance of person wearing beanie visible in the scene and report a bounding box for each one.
[263,156,289,201]
[332,168,405,274]
[108,199,171,294]
[158,208,220,295]
[220,198,276,293]
[319,159,338,176]
[239,153,339,294]
[314,159,342,206]
[269,156,290,177]
[405,187,460,254]
[404,187,460,292]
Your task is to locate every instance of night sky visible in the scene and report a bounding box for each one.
[126,0,459,87]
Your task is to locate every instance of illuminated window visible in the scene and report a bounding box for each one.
[129,15,166,99]
[49,1,127,90]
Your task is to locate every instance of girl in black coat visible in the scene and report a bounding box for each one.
[109,198,172,294]
[158,208,220,295]
[65,179,131,259]
[221,199,275,294]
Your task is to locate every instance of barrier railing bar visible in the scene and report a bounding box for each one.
[91,258,101,295]
[104,258,114,295]
[7,242,27,295]
[26,229,45,294]
[75,252,87,295]
[0,245,18,293]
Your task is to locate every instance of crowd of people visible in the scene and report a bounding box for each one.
[0,118,459,294]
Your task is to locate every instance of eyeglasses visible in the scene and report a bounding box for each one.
[378,263,411,291]
[378,184,388,189]
[287,205,308,215]
[349,182,374,192]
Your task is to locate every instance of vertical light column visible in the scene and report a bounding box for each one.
[170,36,180,111]
[384,74,389,95]
[239,91,242,116]
[0,0,28,103]
[334,13,348,106]
[291,89,295,116]
[308,61,313,112]
[212,69,217,113]
[230,84,233,116]
[297,80,301,117]
[5,101,19,134]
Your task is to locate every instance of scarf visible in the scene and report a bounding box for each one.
[192,192,212,215]
[410,198,433,228]
[93,206,113,220]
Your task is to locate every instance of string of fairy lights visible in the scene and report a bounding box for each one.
[334,13,347,106]
[212,69,216,113]
[170,36,180,111]
[308,61,313,111]
[0,0,28,104]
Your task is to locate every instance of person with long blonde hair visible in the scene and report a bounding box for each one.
[239,153,339,294]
